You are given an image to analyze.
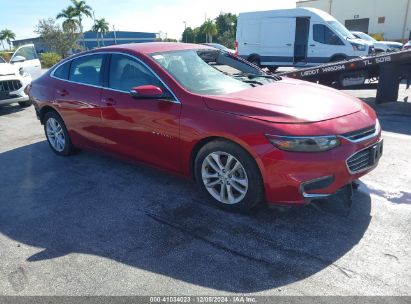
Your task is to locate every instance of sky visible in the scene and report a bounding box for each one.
[0,0,296,41]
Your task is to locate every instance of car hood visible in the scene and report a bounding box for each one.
[0,63,18,76]
[347,37,373,46]
[203,78,363,123]
[384,41,403,47]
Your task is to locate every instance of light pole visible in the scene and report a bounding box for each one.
[183,21,187,43]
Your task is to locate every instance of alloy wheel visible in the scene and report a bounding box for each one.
[46,117,66,152]
[201,151,249,204]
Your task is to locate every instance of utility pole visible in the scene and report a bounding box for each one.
[112,25,117,44]
[402,0,410,41]
[183,21,187,43]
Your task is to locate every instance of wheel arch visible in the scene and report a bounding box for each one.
[329,54,348,62]
[39,105,62,125]
[189,135,266,183]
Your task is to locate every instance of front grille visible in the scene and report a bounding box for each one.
[347,141,383,173]
[0,80,22,93]
[343,125,376,142]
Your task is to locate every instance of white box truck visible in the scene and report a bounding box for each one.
[236,8,373,70]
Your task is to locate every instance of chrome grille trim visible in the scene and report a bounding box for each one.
[346,139,383,174]
[0,80,22,93]
[341,120,380,143]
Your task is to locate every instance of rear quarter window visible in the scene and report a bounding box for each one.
[53,61,70,80]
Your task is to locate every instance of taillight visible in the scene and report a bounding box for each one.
[235,41,238,56]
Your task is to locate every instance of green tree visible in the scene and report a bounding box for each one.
[215,13,237,34]
[91,18,109,47]
[56,6,79,31]
[215,13,237,48]
[193,27,205,43]
[182,27,195,43]
[35,18,80,58]
[201,19,218,43]
[0,29,16,50]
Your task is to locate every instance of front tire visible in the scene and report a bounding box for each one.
[43,111,75,156]
[194,140,264,212]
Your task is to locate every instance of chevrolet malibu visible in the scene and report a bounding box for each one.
[28,43,382,212]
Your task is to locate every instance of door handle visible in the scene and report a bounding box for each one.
[56,89,68,96]
[102,97,116,106]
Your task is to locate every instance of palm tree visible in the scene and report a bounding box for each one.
[0,29,16,50]
[0,36,4,51]
[91,18,109,47]
[70,0,93,47]
[202,19,218,43]
[56,6,79,31]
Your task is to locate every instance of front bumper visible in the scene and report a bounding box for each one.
[260,136,382,206]
[0,76,31,106]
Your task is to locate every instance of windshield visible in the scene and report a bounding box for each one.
[151,49,270,95]
[327,21,355,39]
[355,32,375,42]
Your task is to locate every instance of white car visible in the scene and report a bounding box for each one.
[0,44,41,107]
[351,31,403,52]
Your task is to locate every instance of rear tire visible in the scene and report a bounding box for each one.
[43,111,75,156]
[267,66,278,73]
[18,100,32,107]
[194,140,264,212]
[248,55,261,67]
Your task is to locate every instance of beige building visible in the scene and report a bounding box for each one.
[297,0,411,41]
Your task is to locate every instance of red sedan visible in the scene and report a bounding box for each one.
[28,43,382,212]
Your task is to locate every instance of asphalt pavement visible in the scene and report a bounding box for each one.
[0,87,410,296]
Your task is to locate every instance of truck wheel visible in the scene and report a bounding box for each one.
[248,55,261,67]
[194,139,264,212]
[267,66,278,73]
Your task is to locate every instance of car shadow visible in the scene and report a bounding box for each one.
[0,104,25,116]
[0,142,372,293]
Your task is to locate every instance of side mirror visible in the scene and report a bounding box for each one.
[10,55,26,63]
[130,85,164,99]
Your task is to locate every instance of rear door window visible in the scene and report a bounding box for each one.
[69,54,104,86]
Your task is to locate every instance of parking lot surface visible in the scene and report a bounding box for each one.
[0,87,410,295]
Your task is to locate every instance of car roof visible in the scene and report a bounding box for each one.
[98,42,213,55]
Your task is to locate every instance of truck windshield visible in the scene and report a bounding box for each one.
[327,21,356,39]
[151,49,264,95]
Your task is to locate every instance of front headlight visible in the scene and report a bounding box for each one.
[375,118,381,134]
[266,134,340,152]
[351,43,367,51]
[19,67,29,77]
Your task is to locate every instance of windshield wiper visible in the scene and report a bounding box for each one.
[233,74,264,86]
[242,73,282,81]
